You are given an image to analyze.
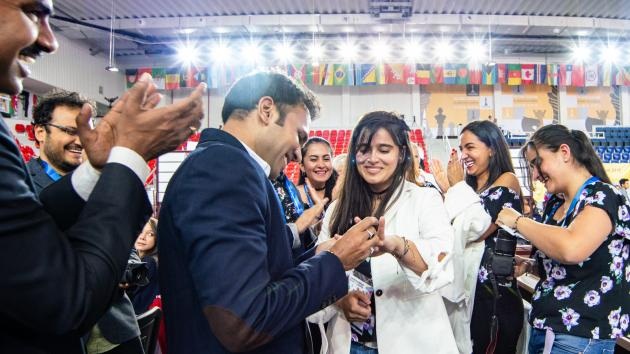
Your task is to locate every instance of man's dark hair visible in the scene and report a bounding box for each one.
[33,91,95,127]
[621,178,629,185]
[221,71,320,124]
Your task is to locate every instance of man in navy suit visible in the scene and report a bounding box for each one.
[159,71,383,353]
[0,1,206,352]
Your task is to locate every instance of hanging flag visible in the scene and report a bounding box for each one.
[482,64,496,85]
[431,65,444,84]
[356,64,374,85]
[152,68,166,90]
[443,64,457,84]
[535,64,547,85]
[333,64,351,86]
[559,64,573,86]
[319,64,335,86]
[403,64,416,85]
[521,64,535,84]
[385,64,406,84]
[375,63,386,85]
[507,64,522,85]
[180,66,204,88]
[622,67,630,86]
[496,64,508,84]
[584,64,598,87]
[547,64,559,85]
[288,64,307,82]
[165,68,180,90]
[468,64,482,85]
[613,65,624,86]
[304,64,319,85]
[125,69,138,88]
[571,64,585,87]
[456,64,469,85]
[416,64,431,85]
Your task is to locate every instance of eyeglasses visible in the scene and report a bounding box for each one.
[44,123,78,136]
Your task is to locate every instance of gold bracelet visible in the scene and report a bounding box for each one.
[514,215,524,231]
[394,237,410,260]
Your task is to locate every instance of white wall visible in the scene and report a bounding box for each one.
[27,34,125,104]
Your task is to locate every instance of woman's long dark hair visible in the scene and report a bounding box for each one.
[521,124,610,192]
[330,111,412,235]
[143,217,159,262]
[298,137,338,204]
[461,121,515,192]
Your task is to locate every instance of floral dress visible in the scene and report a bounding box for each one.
[531,181,630,339]
[471,186,524,354]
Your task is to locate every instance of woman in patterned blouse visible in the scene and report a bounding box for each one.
[433,120,524,353]
[497,124,629,353]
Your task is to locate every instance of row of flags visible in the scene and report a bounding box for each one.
[125,63,630,90]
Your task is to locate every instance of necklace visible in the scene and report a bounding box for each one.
[314,185,326,192]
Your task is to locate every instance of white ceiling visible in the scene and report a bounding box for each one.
[49,0,630,66]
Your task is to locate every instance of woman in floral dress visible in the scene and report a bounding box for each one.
[433,120,524,353]
[497,124,629,353]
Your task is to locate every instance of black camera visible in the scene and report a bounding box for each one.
[490,229,517,278]
[121,259,149,287]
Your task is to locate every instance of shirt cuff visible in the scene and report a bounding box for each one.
[108,146,150,183]
[287,223,301,249]
[70,161,102,201]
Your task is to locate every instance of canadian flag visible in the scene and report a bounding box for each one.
[521,64,535,84]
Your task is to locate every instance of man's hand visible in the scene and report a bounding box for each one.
[329,216,382,270]
[77,73,206,168]
[337,291,371,322]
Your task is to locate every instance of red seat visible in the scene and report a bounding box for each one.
[14,124,25,134]
[315,130,322,137]
[26,125,35,141]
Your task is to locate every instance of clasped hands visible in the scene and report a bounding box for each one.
[429,149,465,192]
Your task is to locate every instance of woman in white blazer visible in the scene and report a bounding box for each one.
[308,111,458,354]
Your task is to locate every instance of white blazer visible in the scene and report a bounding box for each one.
[308,181,459,354]
[439,181,492,354]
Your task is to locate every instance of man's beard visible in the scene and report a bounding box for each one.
[43,143,81,174]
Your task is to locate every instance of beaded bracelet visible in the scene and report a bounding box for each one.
[514,215,524,232]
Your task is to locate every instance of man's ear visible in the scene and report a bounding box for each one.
[257,96,275,125]
[34,125,46,148]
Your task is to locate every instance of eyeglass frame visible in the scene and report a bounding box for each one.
[41,123,79,136]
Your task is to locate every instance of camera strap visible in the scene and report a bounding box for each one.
[545,176,599,227]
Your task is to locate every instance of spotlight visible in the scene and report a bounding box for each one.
[105,65,119,72]
[242,41,262,63]
[370,39,390,62]
[210,42,231,64]
[274,42,294,63]
[601,44,620,64]
[434,40,453,62]
[403,40,422,62]
[339,41,358,62]
[309,43,324,64]
[176,41,200,67]
[466,41,487,64]
[571,43,590,63]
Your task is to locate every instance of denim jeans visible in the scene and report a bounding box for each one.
[529,328,616,354]
[350,341,378,354]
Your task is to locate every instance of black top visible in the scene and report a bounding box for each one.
[530,181,630,339]
[476,186,522,288]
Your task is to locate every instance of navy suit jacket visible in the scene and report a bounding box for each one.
[0,119,151,353]
[158,128,347,354]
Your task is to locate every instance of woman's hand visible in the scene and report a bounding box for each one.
[446,149,464,186]
[496,207,522,229]
[337,290,371,322]
[429,159,450,192]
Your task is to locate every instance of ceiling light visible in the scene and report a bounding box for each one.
[370,39,390,62]
[466,41,487,64]
[176,41,200,67]
[434,40,453,62]
[274,42,294,63]
[601,44,620,64]
[308,42,324,64]
[403,40,422,62]
[210,42,231,64]
[339,41,358,62]
[571,43,590,63]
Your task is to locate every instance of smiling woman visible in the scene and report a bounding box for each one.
[297,137,337,211]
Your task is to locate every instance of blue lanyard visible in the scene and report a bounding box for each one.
[39,159,62,182]
[283,177,305,216]
[303,184,315,208]
[546,176,599,227]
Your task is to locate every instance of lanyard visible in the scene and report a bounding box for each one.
[39,159,62,182]
[283,177,305,216]
[545,176,599,227]
[302,184,314,208]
